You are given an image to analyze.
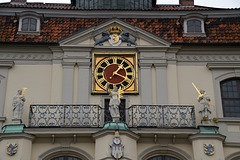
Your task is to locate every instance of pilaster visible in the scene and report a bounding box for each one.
[139,63,152,105]
[155,63,168,104]
[62,62,75,104]
[77,62,90,104]
[0,61,14,132]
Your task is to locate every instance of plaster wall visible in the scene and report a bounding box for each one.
[3,65,52,125]
[224,147,240,160]
[176,65,216,124]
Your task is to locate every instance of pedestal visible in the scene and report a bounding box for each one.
[12,118,22,124]
[189,126,226,160]
[93,122,139,160]
[0,125,35,160]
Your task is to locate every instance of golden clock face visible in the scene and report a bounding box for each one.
[92,53,138,94]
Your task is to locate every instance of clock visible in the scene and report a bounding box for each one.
[92,53,138,94]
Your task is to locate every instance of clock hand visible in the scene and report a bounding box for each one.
[114,72,127,79]
[110,64,123,79]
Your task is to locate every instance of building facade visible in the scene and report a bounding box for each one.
[0,0,240,159]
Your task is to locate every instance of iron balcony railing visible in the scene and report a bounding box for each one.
[28,105,196,128]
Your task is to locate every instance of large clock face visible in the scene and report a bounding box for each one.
[92,53,138,94]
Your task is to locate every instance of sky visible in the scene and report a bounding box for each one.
[0,0,240,9]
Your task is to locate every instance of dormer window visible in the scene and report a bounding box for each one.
[182,14,206,37]
[17,11,43,35]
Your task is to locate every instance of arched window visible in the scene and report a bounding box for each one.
[187,19,201,32]
[220,78,240,117]
[51,156,81,160]
[148,155,180,160]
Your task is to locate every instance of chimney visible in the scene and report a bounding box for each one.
[11,0,27,5]
[179,0,194,6]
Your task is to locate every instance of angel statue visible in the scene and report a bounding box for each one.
[12,88,27,121]
[106,84,124,122]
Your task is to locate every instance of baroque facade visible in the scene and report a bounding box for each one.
[0,0,240,159]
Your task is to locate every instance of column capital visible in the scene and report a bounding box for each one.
[154,63,168,68]
[0,61,14,68]
[189,133,226,143]
[139,63,152,68]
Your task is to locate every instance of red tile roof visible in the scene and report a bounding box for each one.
[0,2,232,11]
[0,16,239,44]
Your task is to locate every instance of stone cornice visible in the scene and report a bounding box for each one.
[0,133,35,141]
[177,55,240,62]
[188,133,226,142]
[0,116,6,122]
[0,61,14,68]
[207,63,240,69]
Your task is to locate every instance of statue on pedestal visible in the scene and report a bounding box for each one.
[12,88,27,122]
[107,84,124,122]
[192,83,211,121]
[198,90,211,121]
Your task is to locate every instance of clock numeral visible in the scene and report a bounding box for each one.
[112,57,117,64]
[125,78,132,83]
[101,80,107,87]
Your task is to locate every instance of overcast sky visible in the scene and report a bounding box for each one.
[0,0,240,8]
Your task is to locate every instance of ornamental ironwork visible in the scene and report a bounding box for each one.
[28,104,195,128]
[28,105,103,127]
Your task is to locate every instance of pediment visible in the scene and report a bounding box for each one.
[59,19,171,47]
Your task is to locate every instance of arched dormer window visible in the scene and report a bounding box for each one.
[220,78,240,117]
[16,11,43,35]
[182,14,206,37]
[187,19,201,33]
[22,17,37,31]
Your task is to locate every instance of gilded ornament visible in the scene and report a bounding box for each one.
[204,144,215,156]
[7,143,18,156]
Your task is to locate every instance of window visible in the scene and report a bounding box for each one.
[51,156,81,160]
[22,18,37,31]
[17,11,42,35]
[148,155,180,160]
[220,78,240,117]
[187,19,201,33]
[182,14,206,37]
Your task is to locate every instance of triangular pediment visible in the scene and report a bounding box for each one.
[59,18,171,47]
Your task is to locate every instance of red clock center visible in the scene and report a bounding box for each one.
[104,64,126,84]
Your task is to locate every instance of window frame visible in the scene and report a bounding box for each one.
[220,78,240,117]
[17,11,42,35]
[182,14,206,37]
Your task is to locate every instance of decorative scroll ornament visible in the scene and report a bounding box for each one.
[204,144,215,156]
[110,131,124,159]
[94,25,137,46]
[7,143,18,156]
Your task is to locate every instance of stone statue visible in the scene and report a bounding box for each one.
[106,84,123,122]
[94,31,110,46]
[120,31,137,46]
[198,90,211,121]
[12,88,27,121]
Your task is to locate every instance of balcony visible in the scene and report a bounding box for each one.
[28,105,196,128]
